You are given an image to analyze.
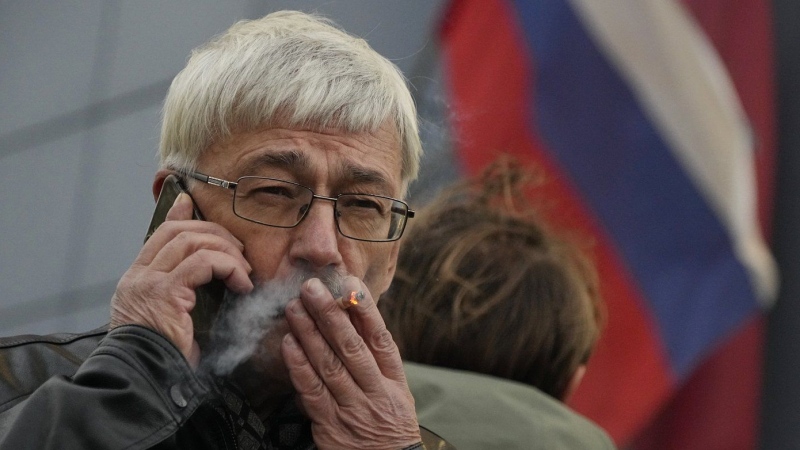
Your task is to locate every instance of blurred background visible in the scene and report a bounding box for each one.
[1,1,798,449]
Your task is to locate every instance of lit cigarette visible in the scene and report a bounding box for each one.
[336,291,364,310]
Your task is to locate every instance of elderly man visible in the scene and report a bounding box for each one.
[0,11,450,450]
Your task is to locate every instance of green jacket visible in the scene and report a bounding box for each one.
[405,362,617,450]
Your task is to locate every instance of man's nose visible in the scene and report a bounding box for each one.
[288,198,344,270]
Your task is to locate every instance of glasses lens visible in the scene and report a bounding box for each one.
[336,194,409,241]
[233,177,313,227]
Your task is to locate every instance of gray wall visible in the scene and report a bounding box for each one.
[0,1,446,336]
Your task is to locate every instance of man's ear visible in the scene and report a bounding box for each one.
[152,169,173,202]
[562,365,587,402]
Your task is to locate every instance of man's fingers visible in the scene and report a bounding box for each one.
[342,277,406,384]
[110,247,251,362]
[138,193,242,265]
[296,278,387,393]
[148,231,251,274]
[136,220,245,266]
[173,250,253,294]
[165,192,194,221]
[281,332,335,416]
[284,297,360,405]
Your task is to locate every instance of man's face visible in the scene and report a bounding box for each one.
[155,123,404,396]
[192,123,404,297]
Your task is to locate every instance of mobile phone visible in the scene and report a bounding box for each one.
[145,174,225,351]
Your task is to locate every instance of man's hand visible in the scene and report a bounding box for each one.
[110,193,253,367]
[281,277,421,450]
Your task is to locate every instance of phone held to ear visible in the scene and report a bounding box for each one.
[145,174,226,351]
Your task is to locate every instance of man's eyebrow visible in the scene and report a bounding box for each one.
[242,150,309,173]
[341,162,393,191]
[241,151,394,192]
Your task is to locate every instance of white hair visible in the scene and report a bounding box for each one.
[159,10,421,189]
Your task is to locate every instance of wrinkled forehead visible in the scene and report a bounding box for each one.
[200,124,405,196]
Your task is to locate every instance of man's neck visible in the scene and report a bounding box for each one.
[229,359,298,421]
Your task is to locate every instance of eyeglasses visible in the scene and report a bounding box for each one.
[184,171,414,242]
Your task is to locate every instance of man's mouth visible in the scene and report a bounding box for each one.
[198,267,349,377]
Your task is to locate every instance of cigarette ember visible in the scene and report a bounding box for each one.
[337,291,364,309]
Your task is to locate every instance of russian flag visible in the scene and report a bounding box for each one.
[419,0,778,447]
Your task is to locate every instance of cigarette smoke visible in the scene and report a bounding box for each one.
[199,267,346,377]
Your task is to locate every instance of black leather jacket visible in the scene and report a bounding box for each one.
[0,325,232,449]
[0,325,454,449]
